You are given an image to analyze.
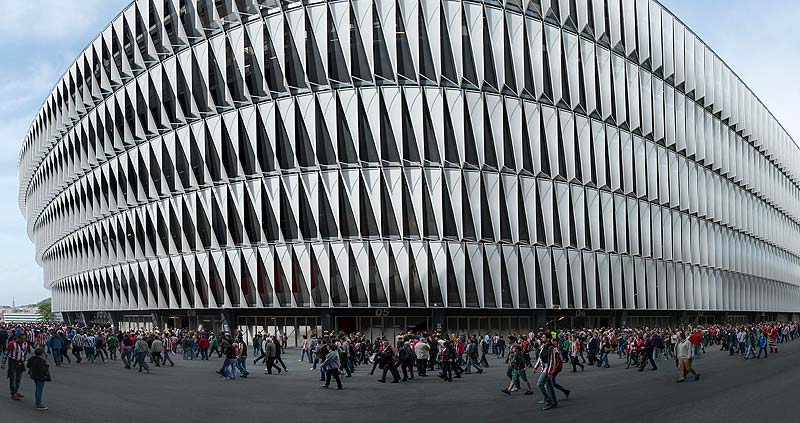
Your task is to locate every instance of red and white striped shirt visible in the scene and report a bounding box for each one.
[3,340,30,365]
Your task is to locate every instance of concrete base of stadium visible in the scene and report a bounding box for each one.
[62,309,793,345]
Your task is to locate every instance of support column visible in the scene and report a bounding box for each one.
[619,311,629,327]
[81,312,92,326]
[679,311,688,326]
[431,308,446,334]
[108,312,124,328]
[150,312,163,330]
[533,309,547,330]
[220,310,237,333]
[320,309,335,334]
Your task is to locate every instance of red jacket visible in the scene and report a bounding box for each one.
[688,332,702,346]
[199,337,210,349]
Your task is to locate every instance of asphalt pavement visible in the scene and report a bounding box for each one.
[3,338,798,422]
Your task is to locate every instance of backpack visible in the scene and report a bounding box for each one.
[550,347,563,375]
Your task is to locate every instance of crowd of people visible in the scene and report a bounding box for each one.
[2,319,798,411]
[285,321,799,409]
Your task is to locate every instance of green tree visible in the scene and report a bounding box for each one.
[37,298,54,321]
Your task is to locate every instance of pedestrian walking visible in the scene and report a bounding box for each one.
[320,342,343,390]
[674,333,700,383]
[133,336,151,373]
[2,334,30,400]
[500,345,533,396]
[26,348,51,410]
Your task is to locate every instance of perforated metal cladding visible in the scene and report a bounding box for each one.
[17,0,800,313]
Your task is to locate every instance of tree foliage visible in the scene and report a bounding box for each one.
[37,298,54,321]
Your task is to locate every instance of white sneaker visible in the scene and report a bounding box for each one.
[510,386,519,392]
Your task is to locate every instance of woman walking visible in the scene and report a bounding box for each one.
[27,348,51,411]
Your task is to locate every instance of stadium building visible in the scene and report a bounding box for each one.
[18,0,800,343]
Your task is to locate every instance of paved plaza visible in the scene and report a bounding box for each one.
[4,339,799,422]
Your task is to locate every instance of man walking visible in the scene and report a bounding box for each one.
[263,337,282,374]
[133,336,151,373]
[414,338,430,376]
[637,335,658,371]
[162,333,175,366]
[71,331,84,363]
[235,337,249,378]
[1,334,30,400]
[674,333,699,383]
[220,341,237,380]
[320,342,343,390]
[46,331,65,367]
[535,334,563,410]
[464,338,483,374]
[150,337,164,367]
[378,342,401,383]
[84,332,96,364]
[121,333,134,369]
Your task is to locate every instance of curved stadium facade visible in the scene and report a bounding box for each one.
[18,0,800,338]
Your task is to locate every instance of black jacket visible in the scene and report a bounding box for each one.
[27,356,50,382]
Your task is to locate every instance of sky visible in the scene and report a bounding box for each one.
[0,0,131,306]
[0,0,798,306]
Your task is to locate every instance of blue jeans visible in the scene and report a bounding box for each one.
[537,372,556,405]
[163,350,175,366]
[51,348,62,366]
[122,348,133,368]
[237,357,249,375]
[134,352,150,371]
[223,358,237,378]
[465,356,482,373]
[300,349,312,362]
[34,380,45,407]
[599,352,609,366]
